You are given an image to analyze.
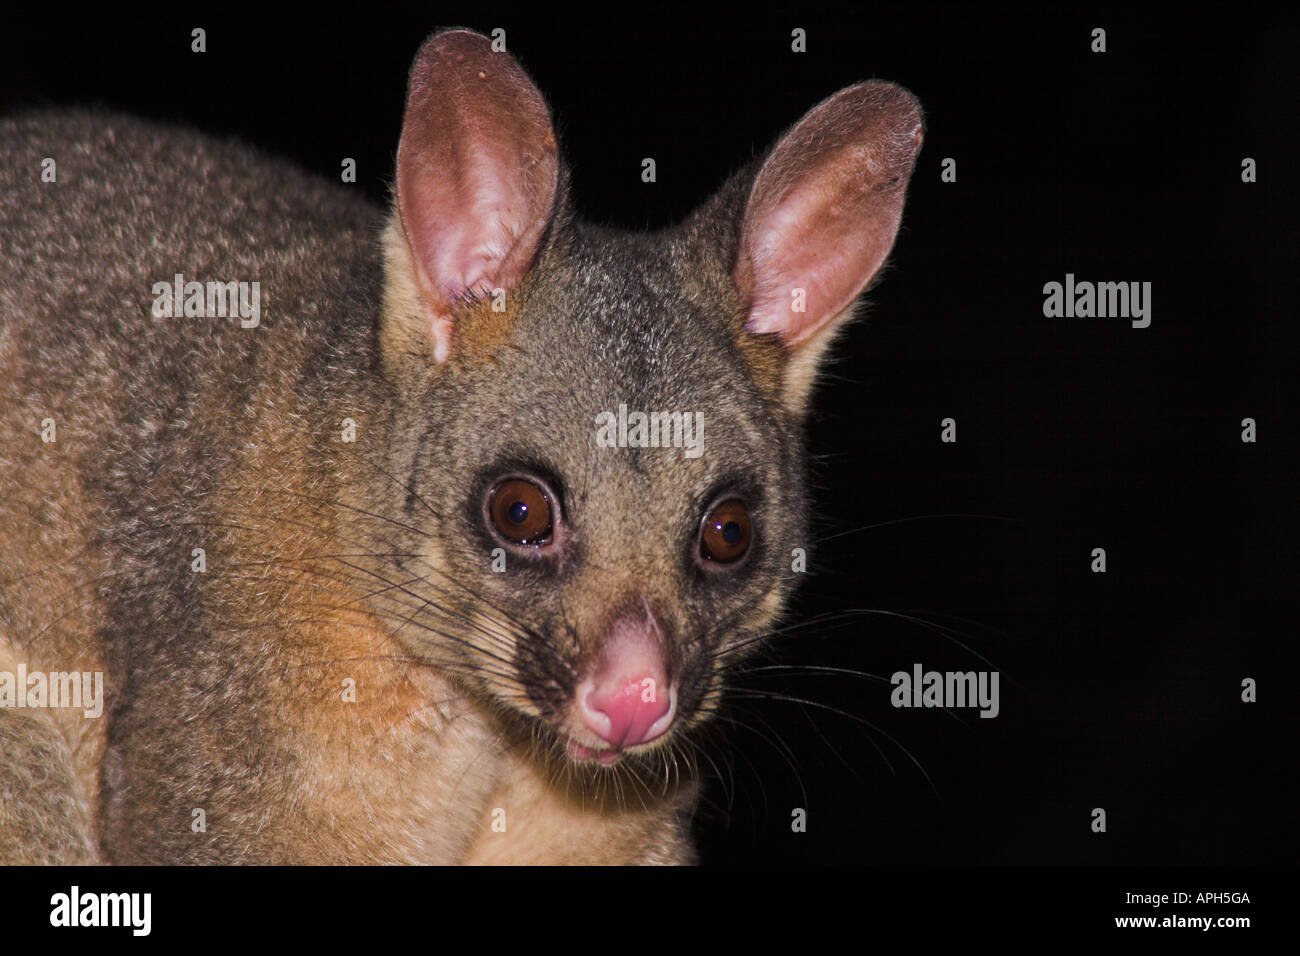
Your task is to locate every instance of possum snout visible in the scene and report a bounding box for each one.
[562,606,679,762]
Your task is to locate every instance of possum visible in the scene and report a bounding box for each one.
[0,28,922,863]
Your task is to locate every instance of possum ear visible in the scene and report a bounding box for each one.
[732,81,923,414]
[384,29,559,364]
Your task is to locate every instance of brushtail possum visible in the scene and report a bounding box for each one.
[0,29,922,864]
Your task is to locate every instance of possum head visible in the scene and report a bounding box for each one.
[374,29,922,768]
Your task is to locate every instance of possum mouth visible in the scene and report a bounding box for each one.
[560,732,677,768]
[565,740,625,766]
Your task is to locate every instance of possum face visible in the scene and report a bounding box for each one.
[388,228,809,766]
[375,30,921,767]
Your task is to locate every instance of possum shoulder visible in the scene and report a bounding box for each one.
[0,109,387,514]
[0,108,383,343]
[0,108,381,251]
[0,109,384,412]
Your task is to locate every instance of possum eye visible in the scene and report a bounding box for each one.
[489,478,553,545]
[699,500,752,564]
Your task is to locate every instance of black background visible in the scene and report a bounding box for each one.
[2,2,1295,866]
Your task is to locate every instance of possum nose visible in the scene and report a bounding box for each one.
[580,675,675,748]
[577,622,675,748]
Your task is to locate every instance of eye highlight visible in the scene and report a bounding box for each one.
[699,499,752,564]
[489,478,553,545]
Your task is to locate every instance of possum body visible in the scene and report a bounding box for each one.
[0,30,922,864]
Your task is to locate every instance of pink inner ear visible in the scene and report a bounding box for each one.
[738,82,923,348]
[396,30,559,321]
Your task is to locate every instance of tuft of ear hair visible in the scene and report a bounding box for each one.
[731,81,924,414]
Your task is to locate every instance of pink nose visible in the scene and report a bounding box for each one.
[580,675,675,748]
[576,614,675,748]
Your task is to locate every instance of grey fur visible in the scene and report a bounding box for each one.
[0,43,919,862]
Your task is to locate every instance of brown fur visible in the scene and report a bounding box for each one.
[0,31,920,864]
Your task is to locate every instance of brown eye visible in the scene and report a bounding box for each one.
[489,478,553,545]
[700,499,751,563]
